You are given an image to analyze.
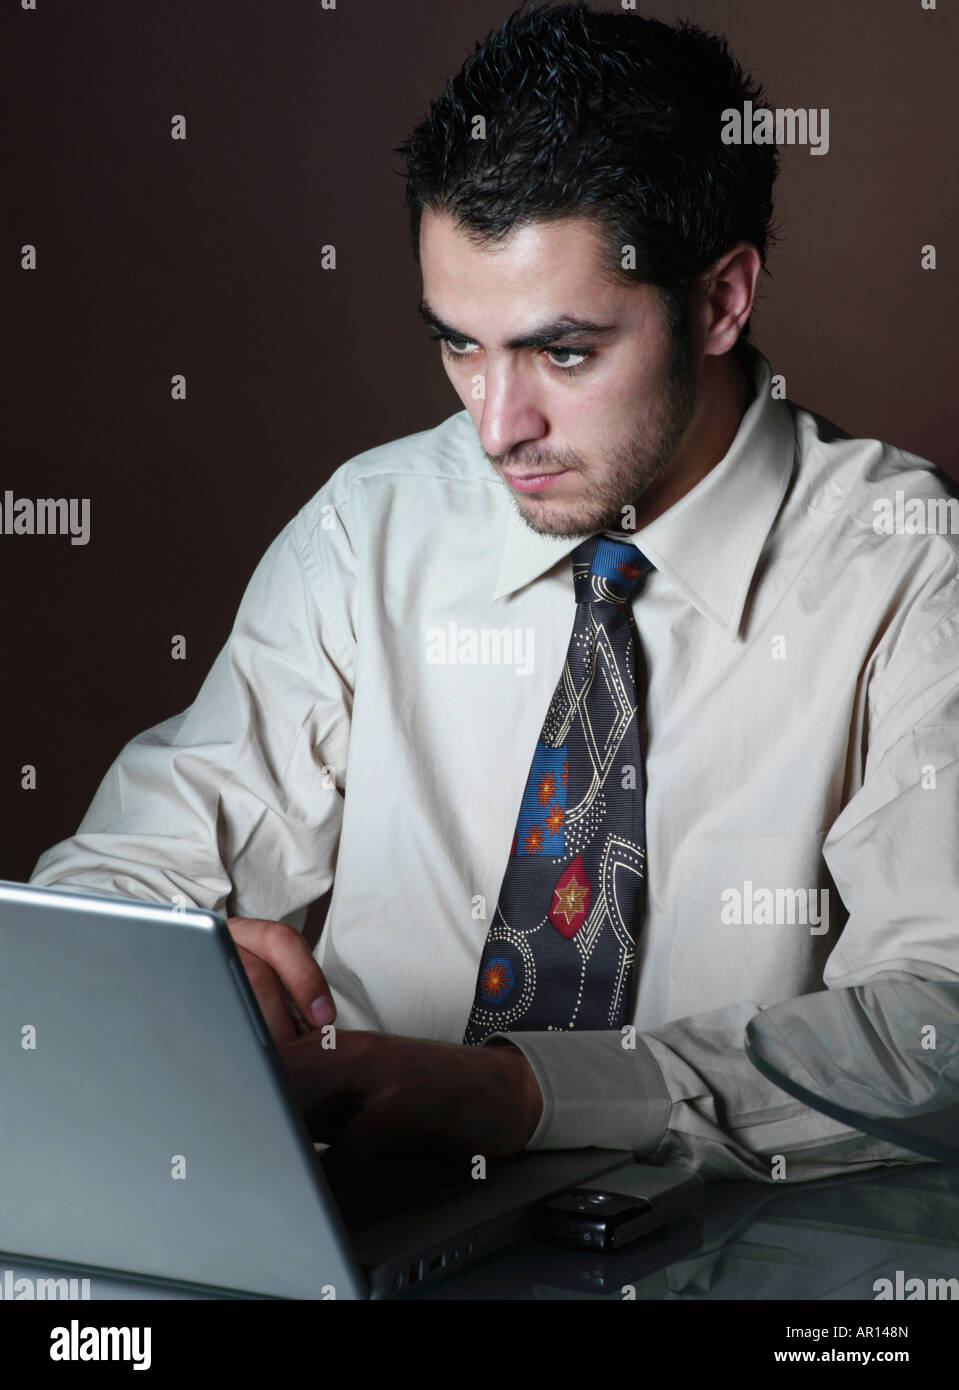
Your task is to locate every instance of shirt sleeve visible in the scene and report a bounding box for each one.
[485,583,959,1183]
[29,503,357,928]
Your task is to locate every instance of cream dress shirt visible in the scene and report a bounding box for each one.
[31,344,959,1181]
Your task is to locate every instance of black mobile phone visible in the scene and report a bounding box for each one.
[532,1162,705,1253]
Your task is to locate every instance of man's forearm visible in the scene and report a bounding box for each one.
[492,1007,934,1182]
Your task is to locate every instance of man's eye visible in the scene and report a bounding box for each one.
[544,347,590,370]
[439,337,478,356]
[431,334,593,374]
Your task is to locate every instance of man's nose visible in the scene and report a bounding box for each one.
[475,360,547,459]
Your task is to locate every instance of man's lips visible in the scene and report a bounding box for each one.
[502,467,570,482]
[505,468,563,477]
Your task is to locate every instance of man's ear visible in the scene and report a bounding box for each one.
[700,241,762,357]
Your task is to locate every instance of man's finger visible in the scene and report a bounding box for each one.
[227,916,336,1028]
[235,944,299,1045]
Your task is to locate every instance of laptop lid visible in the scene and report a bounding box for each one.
[0,880,368,1300]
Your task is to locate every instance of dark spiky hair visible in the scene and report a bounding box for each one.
[395,0,780,341]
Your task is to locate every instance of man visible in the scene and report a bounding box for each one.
[30,1,959,1182]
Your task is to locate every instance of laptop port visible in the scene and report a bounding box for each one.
[427,1253,446,1272]
[408,1261,423,1284]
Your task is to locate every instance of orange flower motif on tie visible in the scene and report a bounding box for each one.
[523,823,545,854]
[545,803,565,836]
[615,560,643,581]
[479,957,515,1003]
[537,770,557,806]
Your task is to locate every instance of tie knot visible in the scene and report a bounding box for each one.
[571,534,653,606]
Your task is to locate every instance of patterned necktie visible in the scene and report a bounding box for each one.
[464,533,654,1045]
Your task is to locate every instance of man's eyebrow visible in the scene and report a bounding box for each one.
[417,299,616,349]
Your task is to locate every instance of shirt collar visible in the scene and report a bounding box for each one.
[489,343,796,642]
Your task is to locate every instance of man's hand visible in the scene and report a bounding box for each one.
[277,1029,544,1160]
[227,916,336,1046]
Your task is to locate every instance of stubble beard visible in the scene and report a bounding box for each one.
[491,332,699,540]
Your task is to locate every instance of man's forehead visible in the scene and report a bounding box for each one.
[418,210,648,341]
[419,206,608,271]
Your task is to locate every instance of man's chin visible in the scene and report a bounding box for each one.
[512,493,616,539]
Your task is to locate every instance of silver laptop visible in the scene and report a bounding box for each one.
[0,880,636,1299]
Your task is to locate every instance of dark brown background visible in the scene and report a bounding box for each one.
[6,0,957,919]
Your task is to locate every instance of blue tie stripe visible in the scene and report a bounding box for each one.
[590,537,653,581]
[513,743,567,858]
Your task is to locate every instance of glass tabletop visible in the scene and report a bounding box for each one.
[744,979,959,1162]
